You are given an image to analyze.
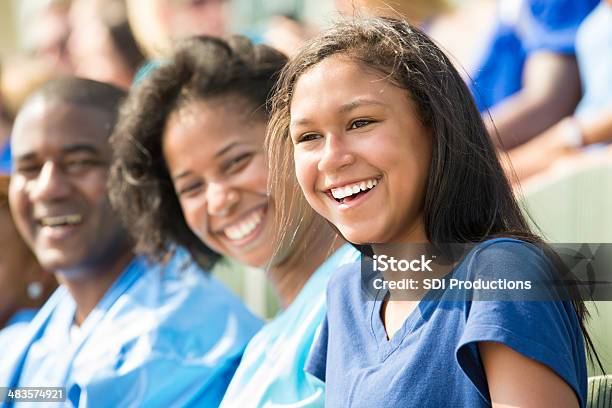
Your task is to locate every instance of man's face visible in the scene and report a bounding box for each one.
[9,100,129,274]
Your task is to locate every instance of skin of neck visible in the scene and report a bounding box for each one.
[267,232,342,308]
[55,243,135,326]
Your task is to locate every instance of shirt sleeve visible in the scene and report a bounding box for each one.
[455,240,587,407]
[305,312,329,382]
[520,0,598,55]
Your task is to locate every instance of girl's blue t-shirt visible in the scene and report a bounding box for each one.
[306,238,588,407]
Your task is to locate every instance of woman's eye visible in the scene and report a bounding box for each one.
[296,133,321,144]
[224,153,253,173]
[349,119,373,129]
[178,181,204,197]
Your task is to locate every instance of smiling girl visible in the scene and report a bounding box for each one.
[109,36,358,407]
[266,18,599,407]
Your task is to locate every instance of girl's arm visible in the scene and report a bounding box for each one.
[479,341,580,408]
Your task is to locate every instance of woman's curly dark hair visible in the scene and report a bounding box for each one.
[108,35,287,270]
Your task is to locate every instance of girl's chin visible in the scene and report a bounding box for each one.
[234,249,271,269]
[338,228,380,245]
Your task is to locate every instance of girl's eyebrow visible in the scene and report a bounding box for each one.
[338,98,386,114]
[291,98,386,128]
[173,142,245,181]
[172,170,192,182]
[214,141,240,159]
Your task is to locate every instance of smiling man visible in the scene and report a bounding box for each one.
[0,77,262,407]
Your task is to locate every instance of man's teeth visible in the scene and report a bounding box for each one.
[40,214,83,227]
[224,208,265,241]
[331,178,378,199]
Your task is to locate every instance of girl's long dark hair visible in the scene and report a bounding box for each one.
[265,17,603,371]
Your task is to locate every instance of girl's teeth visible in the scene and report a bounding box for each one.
[224,208,264,241]
[331,178,379,200]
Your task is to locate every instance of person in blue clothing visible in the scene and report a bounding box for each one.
[0,77,262,407]
[504,0,612,181]
[109,35,359,407]
[464,0,599,150]
[266,17,601,407]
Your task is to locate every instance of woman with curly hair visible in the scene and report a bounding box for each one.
[109,35,358,407]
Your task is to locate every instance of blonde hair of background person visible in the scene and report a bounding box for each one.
[0,175,55,329]
[337,0,452,23]
[125,0,226,58]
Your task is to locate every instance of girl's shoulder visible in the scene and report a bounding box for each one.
[462,237,553,278]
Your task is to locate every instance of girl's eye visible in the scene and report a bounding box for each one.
[177,181,204,197]
[296,133,321,144]
[224,153,253,173]
[349,119,374,129]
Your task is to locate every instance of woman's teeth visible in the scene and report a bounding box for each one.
[224,208,265,241]
[331,178,378,200]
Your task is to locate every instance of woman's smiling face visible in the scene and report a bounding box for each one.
[163,99,274,267]
[290,55,432,244]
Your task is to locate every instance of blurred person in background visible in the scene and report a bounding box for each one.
[68,0,145,89]
[125,0,227,58]
[336,0,597,151]
[0,57,63,135]
[335,0,450,23]
[0,77,261,407]
[504,0,612,182]
[261,14,320,58]
[0,174,55,331]
[1,0,74,152]
[0,56,65,179]
[23,0,74,74]
[109,35,359,407]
